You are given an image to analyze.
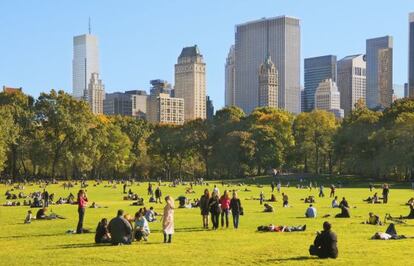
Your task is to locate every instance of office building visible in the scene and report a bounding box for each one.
[409,13,414,98]
[258,55,278,108]
[86,73,105,114]
[206,96,214,120]
[314,79,344,118]
[126,90,148,119]
[147,80,184,125]
[235,16,301,114]
[72,34,99,99]
[366,36,393,109]
[174,45,206,121]
[225,45,236,106]
[300,88,305,112]
[405,83,409,98]
[304,55,337,111]
[337,54,366,115]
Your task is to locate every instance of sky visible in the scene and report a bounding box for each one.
[0,1,413,109]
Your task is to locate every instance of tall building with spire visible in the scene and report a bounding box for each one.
[258,55,278,108]
[235,16,301,114]
[86,73,105,114]
[315,79,344,118]
[174,45,206,121]
[72,22,100,99]
[225,45,236,106]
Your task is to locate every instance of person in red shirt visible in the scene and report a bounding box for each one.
[76,189,88,234]
[219,190,231,228]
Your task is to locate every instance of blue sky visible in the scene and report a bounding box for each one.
[0,1,412,109]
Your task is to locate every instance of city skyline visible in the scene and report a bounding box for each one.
[0,1,413,109]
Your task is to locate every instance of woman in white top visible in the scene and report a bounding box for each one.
[162,195,175,243]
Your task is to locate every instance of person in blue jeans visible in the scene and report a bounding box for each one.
[230,191,242,229]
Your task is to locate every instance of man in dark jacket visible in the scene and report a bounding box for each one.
[108,210,132,245]
[309,221,338,259]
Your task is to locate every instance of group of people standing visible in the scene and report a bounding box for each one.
[199,188,242,230]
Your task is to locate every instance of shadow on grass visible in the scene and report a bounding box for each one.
[0,233,66,240]
[266,256,319,262]
[52,241,166,249]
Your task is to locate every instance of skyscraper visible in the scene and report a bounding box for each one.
[366,36,393,109]
[405,83,409,98]
[86,73,105,114]
[206,96,214,120]
[174,45,206,121]
[314,79,344,118]
[235,16,301,114]
[409,13,414,98]
[72,34,99,99]
[304,55,337,112]
[337,54,366,115]
[225,45,236,107]
[258,55,278,108]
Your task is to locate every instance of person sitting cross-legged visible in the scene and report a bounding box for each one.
[95,218,111,244]
[134,211,150,242]
[309,221,338,259]
[305,204,317,218]
[108,209,132,245]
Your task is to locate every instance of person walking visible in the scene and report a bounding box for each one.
[219,190,231,228]
[155,187,162,204]
[319,185,325,197]
[209,191,221,230]
[162,195,175,243]
[329,185,335,198]
[76,189,88,234]
[229,191,242,229]
[199,189,210,229]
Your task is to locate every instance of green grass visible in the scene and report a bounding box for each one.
[0,178,413,265]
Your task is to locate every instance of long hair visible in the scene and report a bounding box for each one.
[77,190,84,199]
[165,195,175,209]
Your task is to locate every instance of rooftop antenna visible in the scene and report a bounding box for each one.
[88,17,91,34]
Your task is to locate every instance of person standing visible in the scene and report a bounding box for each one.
[229,191,242,229]
[155,187,162,204]
[309,221,338,259]
[209,191,221,230]
[219,190,231,228]
[199,189,210,229]
[329,185,335,198]
[259,191,264,205]
[162,195,175,243]
[319,185,325,197]
[43,189,49,208]
[76,189,88,234]
[382,184,389,204]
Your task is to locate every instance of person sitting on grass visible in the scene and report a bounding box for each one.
[269,194,277,202]
[335,205,350,218]
[309,221,338,259]
[364,212,382,225]
[24,210,33,224]
[108,209,132,245]
[134,211,150,242]
[304,196,315,203]
[305,204,317,218]
[339,197,349,208]
[263,203,274,212]
[331,196,339,208]
[95,218,111,244]
[145,207,157,222]
[407,197,414,206]
[371,223,406,240]
[282,193,289,207]
[36,207,48,219]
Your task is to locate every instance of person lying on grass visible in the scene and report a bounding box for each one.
[263,203,274,212]
[35,207,65,220]
[257,224,306,232]
[363,192,382,204]
[386,202,414,220]
[371,223,406,240]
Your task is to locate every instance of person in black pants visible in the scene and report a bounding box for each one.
[229,191,242,229]
[77,190,88,234]
[209,191,220,230]
[309,221,338,259]
[382,184,389,204]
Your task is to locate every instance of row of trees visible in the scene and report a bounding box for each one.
[0,89,413,180]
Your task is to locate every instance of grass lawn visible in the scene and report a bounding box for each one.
[0,177,413,265]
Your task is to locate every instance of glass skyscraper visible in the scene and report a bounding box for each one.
[72,34,99,99]
[304,55,337,112]
[234,16,301,114]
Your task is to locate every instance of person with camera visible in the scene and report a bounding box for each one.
[309,221,338,259]
[76,189,88,234]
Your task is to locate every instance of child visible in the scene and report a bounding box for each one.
[24,210,33,224]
